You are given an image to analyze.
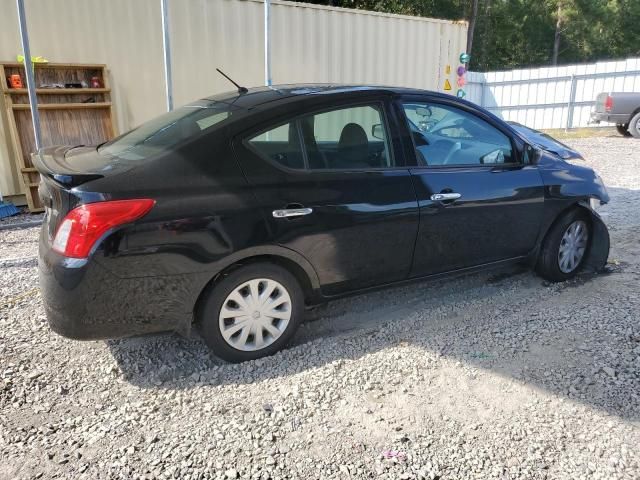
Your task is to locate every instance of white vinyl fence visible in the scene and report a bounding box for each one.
[466,58,640,130]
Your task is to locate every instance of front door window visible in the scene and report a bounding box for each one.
[402,102,514,167]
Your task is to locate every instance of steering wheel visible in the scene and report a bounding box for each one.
[442,141,462,165]
[430,117,465,136]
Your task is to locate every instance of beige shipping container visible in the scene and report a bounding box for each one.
[0,0,467,200]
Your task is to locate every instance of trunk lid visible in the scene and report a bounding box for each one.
[34,145,133,238]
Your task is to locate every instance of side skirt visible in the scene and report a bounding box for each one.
[314,256,528,304]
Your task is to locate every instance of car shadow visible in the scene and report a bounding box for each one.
[107,186,640,422]
[107,261,639,421]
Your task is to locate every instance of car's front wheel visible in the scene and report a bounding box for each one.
[536,209,591,282]
[198,263,304,362]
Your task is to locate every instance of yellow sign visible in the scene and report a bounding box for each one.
[445,65,451,74]
[444,79,452,91]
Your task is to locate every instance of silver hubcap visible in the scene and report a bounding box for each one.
[218,278,292,352]
[558,220,588,273]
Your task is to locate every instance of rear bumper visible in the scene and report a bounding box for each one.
[590,111,629,125]
[38,224,205,340]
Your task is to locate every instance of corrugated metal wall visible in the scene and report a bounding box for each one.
[0,0,467,197]
[466,58,640,129]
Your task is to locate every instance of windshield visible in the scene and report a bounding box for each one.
[98,100,239,160]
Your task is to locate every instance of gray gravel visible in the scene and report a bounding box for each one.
[0,209,43,227]
[1,136,639,479]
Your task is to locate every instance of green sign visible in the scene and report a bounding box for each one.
[459,52,471,64]
[456,89,466,98]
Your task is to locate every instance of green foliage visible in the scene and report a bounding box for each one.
[307,0,640,70]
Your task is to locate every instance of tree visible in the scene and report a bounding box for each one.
[466,0,480,57]
[552,2,563,65]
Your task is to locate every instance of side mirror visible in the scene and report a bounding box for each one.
[371,124,384,140]
[523,143,540,164]
[481,149,505,164]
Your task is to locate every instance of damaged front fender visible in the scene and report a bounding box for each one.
[582,206,610,273]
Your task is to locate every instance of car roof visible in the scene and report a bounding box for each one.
[203,84,447,110]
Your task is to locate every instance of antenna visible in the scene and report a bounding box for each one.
[216,68,248,94]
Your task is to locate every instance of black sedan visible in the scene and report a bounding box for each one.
[36,85,610,362]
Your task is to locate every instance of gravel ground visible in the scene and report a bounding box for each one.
[0,209,43,227]
[1,136,639,480]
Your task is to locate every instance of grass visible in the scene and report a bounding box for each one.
[540,127,617,139]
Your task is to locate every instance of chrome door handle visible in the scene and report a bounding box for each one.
[430,192,461,201]
[272,207,313,218]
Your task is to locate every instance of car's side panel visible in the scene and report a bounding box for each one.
[81,135,270,280]
[237,168,419,295]
[532,151,610,250]
[394,95,546,275]
[408,165,545,274]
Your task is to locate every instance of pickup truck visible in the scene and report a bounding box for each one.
[591,92,640,138]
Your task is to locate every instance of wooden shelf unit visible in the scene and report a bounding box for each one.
[8,88,111,94]
[0,62,117,212]
[12,102,112,110]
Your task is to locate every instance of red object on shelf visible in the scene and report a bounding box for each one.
[9,74,23,89]
[90,76,102,88]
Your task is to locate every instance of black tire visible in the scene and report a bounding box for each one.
[197,262,304,363]
[536,209,591,282]
[615,124,631,137]
[628,112,640,139]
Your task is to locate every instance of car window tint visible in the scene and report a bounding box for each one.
[402,102,513,166]
[98,100,237,160]
[196,111,229,130]
[248,122,305,170]
[300,105,393,169]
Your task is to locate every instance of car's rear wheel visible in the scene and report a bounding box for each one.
[536,209,591,282]
[198,263,304,362]
[628,112,640,139]
[616,124,631,137]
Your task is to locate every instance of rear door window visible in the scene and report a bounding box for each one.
[246,103,394,171]
[300,105,393,169]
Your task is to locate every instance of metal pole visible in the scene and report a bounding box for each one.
[264,0,272,86]
[566,74,577,132]
[16,0,42,151]
[160,0,173,111]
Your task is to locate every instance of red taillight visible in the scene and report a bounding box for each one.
[605,95,613,112]
[52,199,155,259]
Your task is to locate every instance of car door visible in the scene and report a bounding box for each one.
[396,96,545,276]
[234,98,420,295]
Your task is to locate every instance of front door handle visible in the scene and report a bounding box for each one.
[430,192,461,201]
[272,207,313,218]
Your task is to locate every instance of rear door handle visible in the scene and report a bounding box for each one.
[430,192,461,201]
[272,207,313,218]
